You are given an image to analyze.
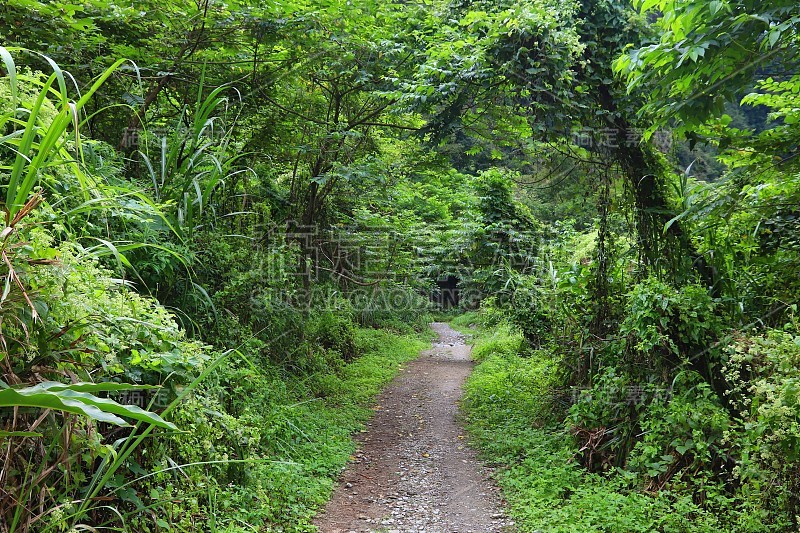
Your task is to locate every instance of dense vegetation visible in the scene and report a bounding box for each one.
[1,0,798,531]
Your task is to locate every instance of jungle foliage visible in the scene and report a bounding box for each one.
[1,0,799,530]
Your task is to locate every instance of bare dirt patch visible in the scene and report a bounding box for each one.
[314,322,514,533]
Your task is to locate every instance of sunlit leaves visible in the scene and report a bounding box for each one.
[617,0,800,132]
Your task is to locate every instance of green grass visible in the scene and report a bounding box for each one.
[457,318,730,533]
[448,310,483,333]
[161,327,429,532]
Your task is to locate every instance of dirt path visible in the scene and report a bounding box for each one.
[314,322,514,533]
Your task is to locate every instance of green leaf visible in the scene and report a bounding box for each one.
[639,0,662,12]
[767,29,780,48]
[0,46,18,109]
[0,382,176,429]
[43,382,161,393]
[0,430,43,438]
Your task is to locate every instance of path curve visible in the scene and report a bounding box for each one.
[314,322,514,532]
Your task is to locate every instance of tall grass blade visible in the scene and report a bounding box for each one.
[0,46,18,108]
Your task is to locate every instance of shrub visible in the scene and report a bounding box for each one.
[0,220,208,530]
[620,277,722,370]
[462,315,728,533]
[628,374,732,490]
[723,326,800,527]
[306,307,358,362]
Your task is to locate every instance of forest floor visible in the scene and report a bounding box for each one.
[314,322,514,533]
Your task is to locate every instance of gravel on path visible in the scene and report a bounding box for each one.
[313,322,515,533]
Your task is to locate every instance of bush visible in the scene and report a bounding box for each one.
[0,221,208,530]
[349,281,434,331]
[566,367,647,471]
[306,307,358,362]
[461,315,729,533]
[723,326,800,527]
[628,374,732,490]
[620,277,722,373]
[118,326,427,531]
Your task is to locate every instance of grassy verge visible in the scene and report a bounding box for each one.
[161,327,429,532]
[454,315,727,533]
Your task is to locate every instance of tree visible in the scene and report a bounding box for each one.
[398,0,716,290]
[237,1,424,287]
[616,0,800,134]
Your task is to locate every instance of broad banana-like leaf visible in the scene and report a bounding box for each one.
[0,382,176,429]
[31,382,159,393]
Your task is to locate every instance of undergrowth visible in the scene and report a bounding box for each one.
[161,328,428,532]
[455,316,765,533]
